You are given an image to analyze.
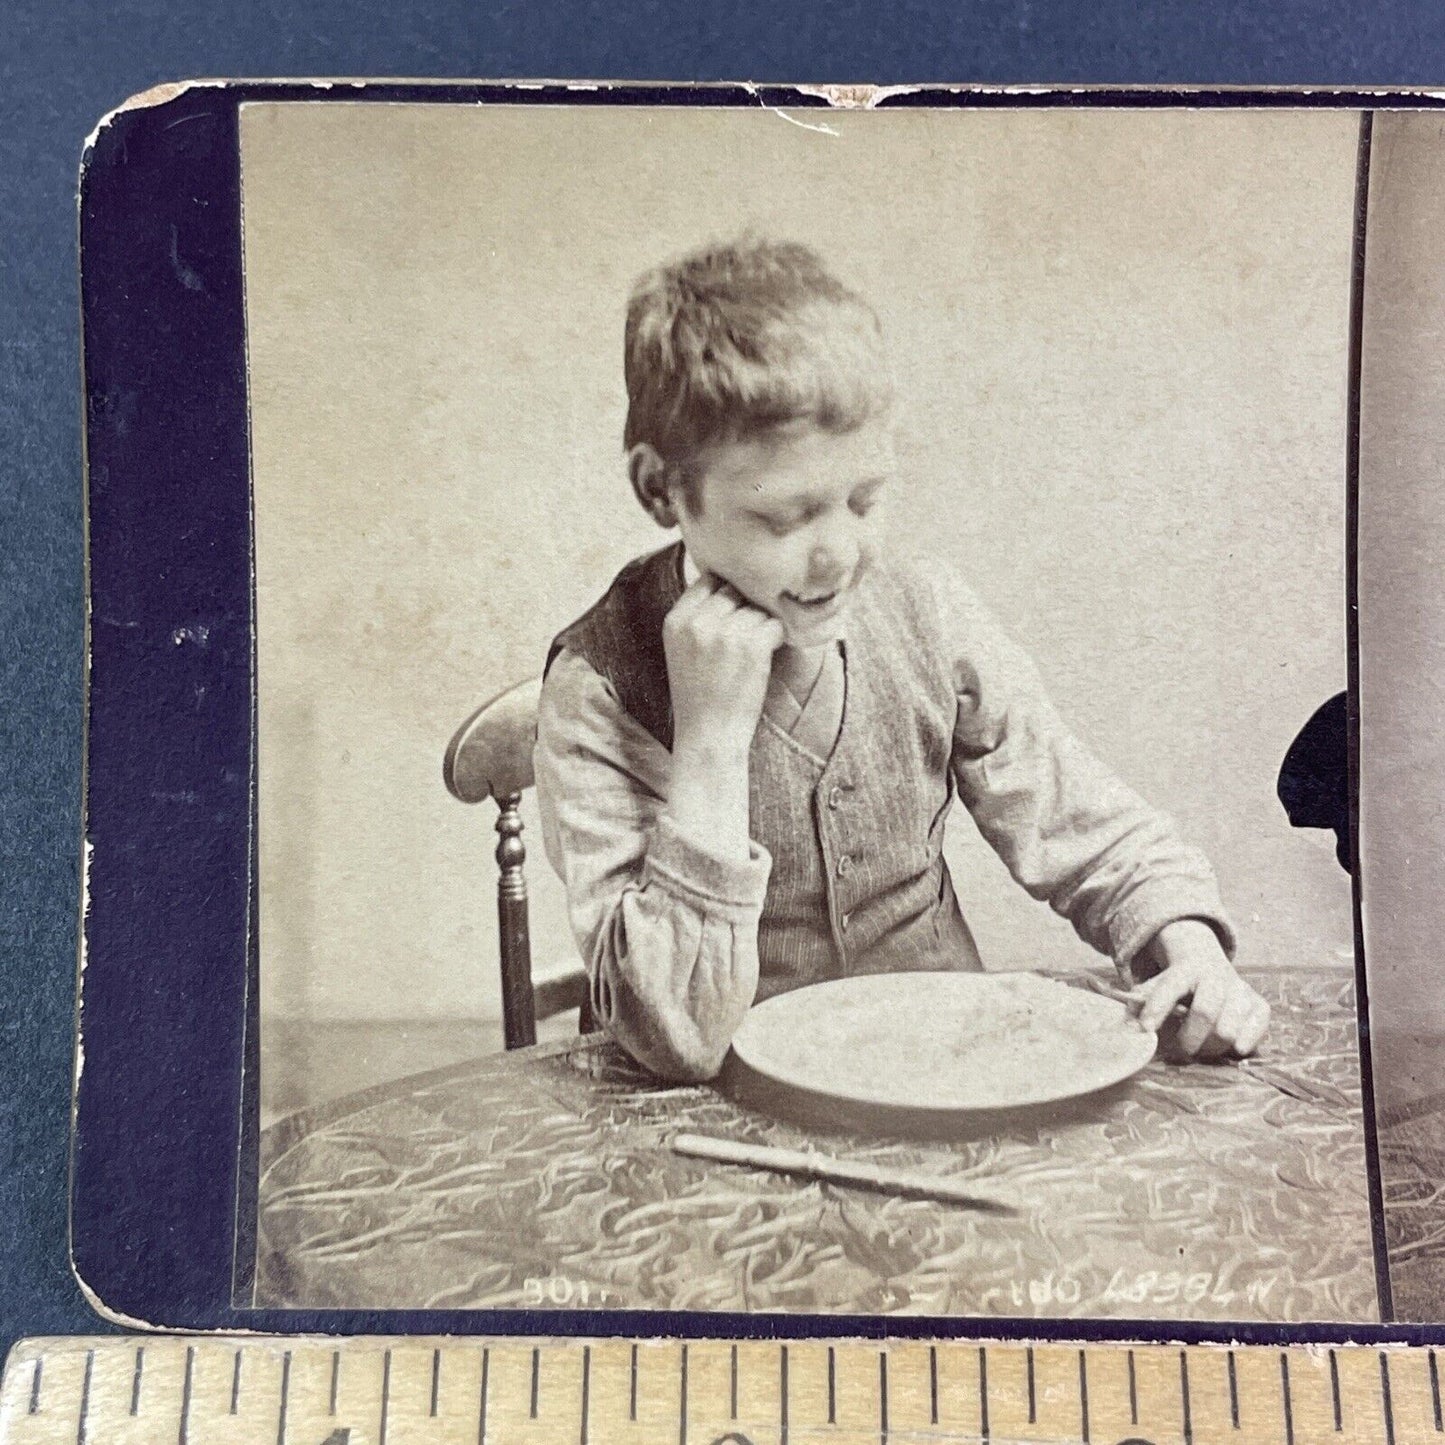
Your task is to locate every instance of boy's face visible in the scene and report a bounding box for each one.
[673,418,895,648]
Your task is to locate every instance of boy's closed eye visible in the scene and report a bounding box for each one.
[752,510,807,538]
[848,477,886,516]
[749,478,887,536]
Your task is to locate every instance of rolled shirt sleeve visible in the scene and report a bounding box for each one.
[534,648,772,1081]
[928,567,1238,977]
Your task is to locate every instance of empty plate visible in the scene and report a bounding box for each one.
[730,971,1157,1112]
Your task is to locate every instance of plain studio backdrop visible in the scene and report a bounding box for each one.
[240,102,1359,1121]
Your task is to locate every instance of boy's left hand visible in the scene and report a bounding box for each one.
[1133,919,1271,1060]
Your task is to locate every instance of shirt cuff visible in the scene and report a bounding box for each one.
[643,813,773,920]
[1109,881,1239,980]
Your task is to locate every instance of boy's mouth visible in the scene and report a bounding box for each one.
[783,588,842,613]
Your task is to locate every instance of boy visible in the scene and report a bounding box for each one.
[535,237,1269,1084]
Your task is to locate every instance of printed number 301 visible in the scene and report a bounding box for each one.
[523,1275,597,1306]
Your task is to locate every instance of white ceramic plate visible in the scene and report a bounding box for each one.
[730,971,1158,1112]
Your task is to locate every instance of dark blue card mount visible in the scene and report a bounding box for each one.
[74,81,1443,1343]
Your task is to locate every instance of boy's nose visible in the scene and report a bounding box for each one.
[808,537,856,591]
[807,549,848,591]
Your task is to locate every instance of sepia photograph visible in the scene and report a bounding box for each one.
[243,98,1382,1320]
[1356,110,1445,1326]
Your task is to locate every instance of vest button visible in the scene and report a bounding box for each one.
[836,854,853,878]
[827,785,845,809]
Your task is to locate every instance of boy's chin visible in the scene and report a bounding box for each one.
[780,607,850,648]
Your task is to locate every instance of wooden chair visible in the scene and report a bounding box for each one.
[444,678,595,1049]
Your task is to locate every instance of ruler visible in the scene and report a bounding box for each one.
[2,1336,1441,1444]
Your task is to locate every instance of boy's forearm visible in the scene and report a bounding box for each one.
[665,739,753,864]
[537,651,768,1083]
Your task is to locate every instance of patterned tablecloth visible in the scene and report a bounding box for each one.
[1380,1117,1445,1322]
[1377,1077,1445,1322]
[255,967,1379,1322]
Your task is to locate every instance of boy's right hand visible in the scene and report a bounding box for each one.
[664,574,785,761]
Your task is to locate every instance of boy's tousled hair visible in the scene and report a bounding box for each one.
[624,237,893,505]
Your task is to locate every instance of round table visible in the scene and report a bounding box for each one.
[254,966,1378,1322]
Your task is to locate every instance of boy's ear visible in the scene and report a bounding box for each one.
[628,444,680,528]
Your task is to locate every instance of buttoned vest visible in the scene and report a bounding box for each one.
[547,543,983,998]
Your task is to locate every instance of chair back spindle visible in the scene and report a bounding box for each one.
[445,677,594,1048]
[495,793,537,1048]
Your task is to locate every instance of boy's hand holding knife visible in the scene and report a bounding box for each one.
[1127,919,1271,1059]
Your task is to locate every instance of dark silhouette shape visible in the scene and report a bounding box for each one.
[1277,692,1351,871]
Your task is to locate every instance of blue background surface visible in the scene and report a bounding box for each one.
[6,0,1445,1356]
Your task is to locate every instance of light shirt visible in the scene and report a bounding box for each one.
[535,550,1235,1083]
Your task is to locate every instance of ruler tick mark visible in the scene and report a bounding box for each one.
[379,1348,392,1445]
[76,1349,94,1445]
[879,1351,889,1445]
[329,1349,340,1416]
[680,1344,689,1445]
[531,1347,540,1418]
[1380,1352,1396,1445]
[130,1345,144,1416]
[431,1348,441,1417]
[1179,1350,1192,1445]
[1280,1352,1295,1445]
[730,1343,738,1420]
[978,1346,989,1444]
[1330,1349,1343,1432]
[828,1346,836,1424]
[1028,1346,1038,1425]
[1431,1349,1442,1432]
[928,1345,938,1426]
[580,1344,591,1445]
[28,1357,42,1415]
[780,1345,789,1445]
[1126,1349,1136,1427]
[233,1348,245,1415]
[278,1350,292,1445]
[478,1347,490,1445]
[179,1345,195,1445]
[1078,1349,1090,1445]
[1228,1349,1239,1429]
[630,1343,638,1421]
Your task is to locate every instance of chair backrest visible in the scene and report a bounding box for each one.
[444,677,543,806]
[444,678,590,1048]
